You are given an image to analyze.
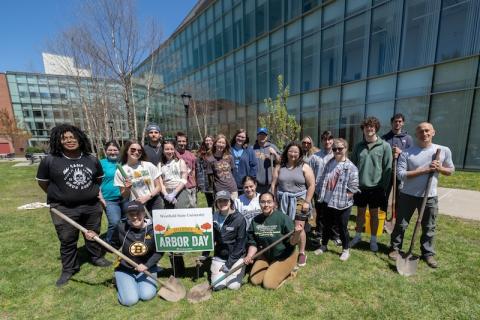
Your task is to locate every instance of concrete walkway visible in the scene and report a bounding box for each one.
[438,187,480,221]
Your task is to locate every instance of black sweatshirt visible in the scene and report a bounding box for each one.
[213,210,247,269]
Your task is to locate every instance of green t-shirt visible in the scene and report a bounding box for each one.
[247,210,294,261]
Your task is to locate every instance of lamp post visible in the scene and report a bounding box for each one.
[181,92,192,141]
[107,120,114,141]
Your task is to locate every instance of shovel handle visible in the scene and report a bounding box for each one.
[115,163,152,219]
[50,207,169,288]
[210,230,295,288]
[406,149,441,255]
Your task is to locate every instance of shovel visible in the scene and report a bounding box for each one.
[384,157,398,234]
[50,207,186,302]
[116,163,152,219]
[396,149,440,276]
[187,230,295,303]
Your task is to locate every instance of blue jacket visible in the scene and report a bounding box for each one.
[231,146,257,191]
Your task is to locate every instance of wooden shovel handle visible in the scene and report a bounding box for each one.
[210,230,295,288]
[406,149,441,255]
[50,207,166,287]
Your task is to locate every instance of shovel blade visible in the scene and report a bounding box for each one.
[396,253,419,277]
[187,282,212,304]
[384,220,395,235]
[158,276,186,302]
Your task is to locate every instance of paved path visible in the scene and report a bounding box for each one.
[438,187,480,221]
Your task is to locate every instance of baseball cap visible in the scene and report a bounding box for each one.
[257,128,268,135]
[146,124,161,132]
[126,200,146,213]
[215,190,232,201]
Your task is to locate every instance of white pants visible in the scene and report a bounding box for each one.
[210,257,245,290]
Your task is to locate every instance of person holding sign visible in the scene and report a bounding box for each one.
[114,141,164,213]
[244,192,302,290]
[86,200,163,307]
[211,190,247,290]
[158,140,190,209]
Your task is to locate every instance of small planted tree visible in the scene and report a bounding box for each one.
[259,75,301,150]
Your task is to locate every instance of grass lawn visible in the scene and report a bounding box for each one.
[439,170,480,191]
[1,162,479,319]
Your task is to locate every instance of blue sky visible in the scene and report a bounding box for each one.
[0,0,197,73]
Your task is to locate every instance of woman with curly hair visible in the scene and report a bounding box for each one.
[206,134,238,200]
[36,124,111,287]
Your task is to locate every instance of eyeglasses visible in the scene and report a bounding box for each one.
[332,147,344,152]
[302,141,312,145]
[260,200,274,205]
[129,148,142,154]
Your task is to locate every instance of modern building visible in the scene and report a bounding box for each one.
[134,0,480,169]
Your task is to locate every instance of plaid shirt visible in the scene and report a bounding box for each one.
[318,159,359,210]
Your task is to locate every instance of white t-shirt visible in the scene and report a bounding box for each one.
[158,158,188,190]
[234,193,261,230]
[114,161,160,200]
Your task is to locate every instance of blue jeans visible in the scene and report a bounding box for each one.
[105,200,125,243]
[115,267,158,307]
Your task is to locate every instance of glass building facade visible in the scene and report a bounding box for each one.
[6,72,127,146]
[134,0,480,169]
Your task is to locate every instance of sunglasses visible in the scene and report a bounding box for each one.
[332,147,344,152]
[129,148,142,154]
[302,141,312,145]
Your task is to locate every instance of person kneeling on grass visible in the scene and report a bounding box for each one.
[211,190,247,290]
[86,201,163,307]
[314,138,359,261]
[244,192,302,289]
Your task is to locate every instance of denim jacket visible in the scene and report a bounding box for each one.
[318,159,359,210]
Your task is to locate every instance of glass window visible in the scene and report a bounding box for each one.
[321,23,343,87]
[207,25,214,62]
[340,104,364,149]
[235,65,245,104]
[286,0,302,21]
[400,0,440,70]
[302,33,320,91]
[223,0,232,11]
[346,0,369,16]
[286,95,300,119]
[246,43,256,59]
[397,67,433,98]
[246,61,256,103]
[244,0,255,43]
[233,4,244,49]
[303,0,319,13]
[216,59,225,74]
[257,36,269,54]
[285,41,301,95]
[223,12,233,54]
[343,13,368,82]
[226,55,234,69]
[320,87,341,136]
[257,55,268,101]
[367,75,396,103]
[270,49,284,98]
[215,19,223,58]
[214,0,222,19]
[368,1,402,76]
[465,90,480,169]
[256,0,267,36]
[270,28,284,48]
[199,13,206,31]
[430,90,474,166]
[323,0,344,27]
[365,101,394,137]
[235,49,244,64]
[433,57,478,93]
[301,91,319,112]
[286,20,301,41]
[303,8,321,33]
[206,6,214,25]
[342,81,366,106]
[269,0,283,30]
[395,96,429,139]
[246,104,258,134]
[436,0,478,62]
[301,111,319,142]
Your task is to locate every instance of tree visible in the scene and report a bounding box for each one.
[259,75,301,150]
[0,109,31,150]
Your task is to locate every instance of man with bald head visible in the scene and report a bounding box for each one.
[389,122,454,268]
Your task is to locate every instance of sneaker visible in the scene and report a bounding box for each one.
[339,249,350,261]
[424,256,438,268]
[314,245,328,255]
[92,257,112,267]
[388,250,400,261]
[370,239,378,252]
[56,272,74,287]
[297,253,307,267]
[333,238,342,247]
[349,235,362,248]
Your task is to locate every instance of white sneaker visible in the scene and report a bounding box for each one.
[370,239,378,252]
[349,235,361,248]
[314,245,328,255]
[339,249,350,261]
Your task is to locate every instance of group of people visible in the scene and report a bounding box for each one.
[36,113,454,306]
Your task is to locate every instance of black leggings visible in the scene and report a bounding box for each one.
[322,204,352,250]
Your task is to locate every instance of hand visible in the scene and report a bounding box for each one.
[135,264,148,273]
[301,201,310,213]
[429,160,441,172]
[124,179,132,189]
[244,256,254,265]
[84,230,98,241]
[347,192,353,199]
[137,194,151,204]
[99,198,106,209]
[268,147,277,158]
[294,224,303,235]
[219,264,230,273]
[392,146,402,159]
[164,193,175,203]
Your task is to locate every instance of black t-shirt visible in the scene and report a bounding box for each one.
[143,143,162,166]
[36,154,104,206]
